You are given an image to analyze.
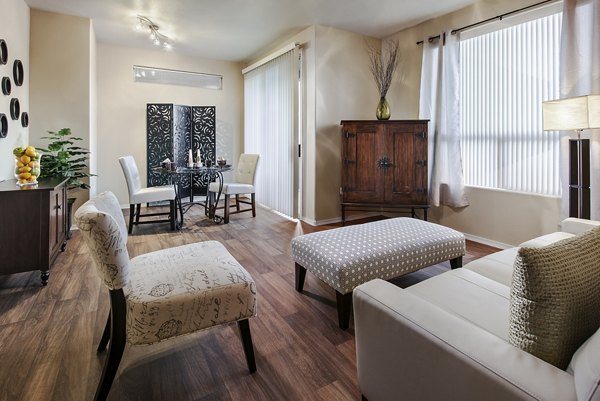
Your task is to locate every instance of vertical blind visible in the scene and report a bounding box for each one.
[244,49,296,218]
[460,12,562,196]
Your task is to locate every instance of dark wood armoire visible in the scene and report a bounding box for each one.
[146,104,216,197]
[340,120,429,223]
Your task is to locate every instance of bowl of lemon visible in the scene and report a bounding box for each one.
[13,146,41,186]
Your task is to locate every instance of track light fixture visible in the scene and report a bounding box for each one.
[135,15,172,50]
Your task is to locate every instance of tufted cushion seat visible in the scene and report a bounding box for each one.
[292,217,465,329]
[127,241,257,345]
[292,217,465,294]
[129,185,176,204]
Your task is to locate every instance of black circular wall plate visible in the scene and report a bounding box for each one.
[21,112,28,128]
[0,40,7,65]
[0,114,7,138]
[10,98,20,120]
[13,60,23,86]
[1,77,10,95]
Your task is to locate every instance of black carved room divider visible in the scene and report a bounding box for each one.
[146,104,216,197]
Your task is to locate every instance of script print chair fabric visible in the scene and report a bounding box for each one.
[75,191,257,401]
[118,155,176,233]
[208,153,260,224]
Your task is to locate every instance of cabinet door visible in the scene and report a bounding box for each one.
[48,185,66,256]
[385,123,428,204]
[341,123,384,203]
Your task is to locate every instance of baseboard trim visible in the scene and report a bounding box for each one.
[463,233,511,250]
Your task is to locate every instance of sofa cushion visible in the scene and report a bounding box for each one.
[509,226,600,369]
[569,326,600,401]
[406,268,510,340]
[463,248,518,287]
[518,232,575,248]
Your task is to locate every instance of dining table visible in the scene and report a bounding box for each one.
[154,164,232,228]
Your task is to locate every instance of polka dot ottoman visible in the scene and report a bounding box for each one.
[291,217,465,329]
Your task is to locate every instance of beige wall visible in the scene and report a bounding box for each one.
[0,0,29,180]
[386,0,561,246]
[96,43,243,206]
[29,9,93,209]
[314,25,380,222]
[89,22,97,197]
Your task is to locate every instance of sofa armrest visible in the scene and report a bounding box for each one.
[353,279,577,401]
[561,218,600,235]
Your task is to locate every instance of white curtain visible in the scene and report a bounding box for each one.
[560,0,600,219]
[419,32,469,207]
[244,50,297,218]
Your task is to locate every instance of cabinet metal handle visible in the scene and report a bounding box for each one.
[377,157,393,168]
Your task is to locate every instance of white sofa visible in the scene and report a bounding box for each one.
[354,218,600,401]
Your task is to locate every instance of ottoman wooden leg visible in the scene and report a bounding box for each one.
[450,256,463,269]
[336,291,352,330]
[295,263,307,292]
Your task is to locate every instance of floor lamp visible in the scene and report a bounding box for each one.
[542,95,600,219]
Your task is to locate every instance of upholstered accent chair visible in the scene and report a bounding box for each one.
[75,191,257,401]
[118,155,176,233]
[208,153,259,224]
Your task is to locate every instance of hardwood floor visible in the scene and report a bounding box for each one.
[0,205,498,401]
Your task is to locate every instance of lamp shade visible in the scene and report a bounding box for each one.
[542,94,600,131]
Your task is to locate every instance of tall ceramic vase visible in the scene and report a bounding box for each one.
[376,97,391,120]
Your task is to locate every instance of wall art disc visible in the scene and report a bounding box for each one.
[0,40,7,65]
[1,77,10,95]
[21,111,28,128]
[10,98,20,120]
[0,114,7,138]
[13,60,23,86]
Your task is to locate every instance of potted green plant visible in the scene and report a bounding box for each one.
[38,128,94,238]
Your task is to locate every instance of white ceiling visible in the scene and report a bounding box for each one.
[24,0,475,62]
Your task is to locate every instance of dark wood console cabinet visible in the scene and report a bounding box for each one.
[340,120,429,223]
[0,177,68,285]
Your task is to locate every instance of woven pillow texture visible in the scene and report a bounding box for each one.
[509,226,600,369]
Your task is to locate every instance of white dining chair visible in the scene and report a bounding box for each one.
[118,155,177,233]
[208,154,259,224]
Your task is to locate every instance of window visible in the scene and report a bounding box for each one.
[243,47,299,219]
[460,12,562,196]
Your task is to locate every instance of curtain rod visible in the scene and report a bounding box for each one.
[416,0,558,45]
[451,0,557,35]
[242,43,297,75]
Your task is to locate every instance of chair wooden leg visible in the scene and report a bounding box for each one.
[224,194,230,224]
[295,263,306,292]
[128,204,135,234]
[235,194,240,211]
[169,200,176,231]
[251,193,256,217]
[336,291,353,330]
[237,319,256,373]
[97,312,111,352]
[135,204,141,224]
[94,290,127,401]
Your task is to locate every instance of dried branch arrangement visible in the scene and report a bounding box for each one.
[366,39,400,98]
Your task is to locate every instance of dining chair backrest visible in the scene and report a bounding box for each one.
[234,154,260,185]
[74,191,131,291]
[119,156,142,201]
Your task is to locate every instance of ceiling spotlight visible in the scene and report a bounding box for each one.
[135,15,172,50]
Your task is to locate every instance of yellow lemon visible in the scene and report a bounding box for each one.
[20,155,31,164]
[16,161,24,167]
[25,146,36,157]
[27,175,36,182]
[19,166,31,173]
[19,172,32,179]
[28,161,35,167]
[19,178,27,184]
